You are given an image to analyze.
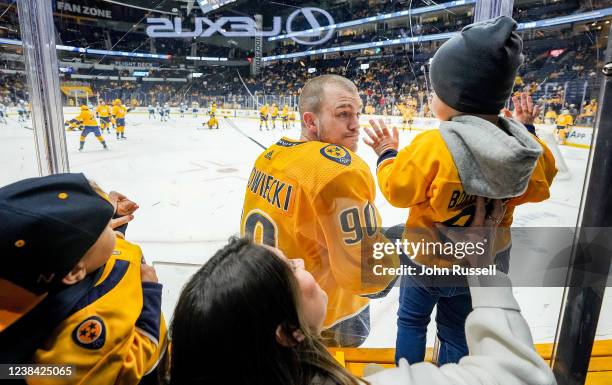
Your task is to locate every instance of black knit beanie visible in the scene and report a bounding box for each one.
[429,16,524,114]
[0,173,115,294]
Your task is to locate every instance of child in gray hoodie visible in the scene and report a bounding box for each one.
[364,16,557,366]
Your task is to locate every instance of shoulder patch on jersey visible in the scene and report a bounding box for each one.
[72,316,106,350]
[320,144,352,166]
[276,138,305,147]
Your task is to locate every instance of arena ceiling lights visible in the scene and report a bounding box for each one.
[268,0,476,42]
[0,38,172,60]
[262,7,612,62]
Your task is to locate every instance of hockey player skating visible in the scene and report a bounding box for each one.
[0,102,7,124]
[148,104,156,119]
[259,103,269,131]
[210,102,217,116]
[111,99,128,140]
[17,100,27,123]
[179,102,187,118]
[156,103,164,122]
[158,104,167,123]
[270,103,279,129]
[96,101,112,133]
[164,103,171,121]
[192,101,199,118]
[280,104,289,130]
[65,105,108,151]
[288,109,296,129]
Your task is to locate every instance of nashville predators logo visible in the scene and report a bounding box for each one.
[72,316,106,350]
[320,144,351,166]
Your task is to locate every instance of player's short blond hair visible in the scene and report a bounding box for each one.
[298,75,358,120]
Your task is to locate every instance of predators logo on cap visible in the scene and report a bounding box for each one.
[320,144,351,166]
[72,316,106,350]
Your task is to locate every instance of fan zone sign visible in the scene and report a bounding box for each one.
[146,7,335,46]
[56,1,112,19]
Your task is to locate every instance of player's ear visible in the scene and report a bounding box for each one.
[302,112,318,134]
[62,261,87,285]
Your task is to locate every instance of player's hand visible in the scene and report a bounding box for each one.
[109,190,139,216]
[506,92,541,125]
[434,197,506,268]
[110,214,134,230]
[363,119,399,156]
[140,263,158,283]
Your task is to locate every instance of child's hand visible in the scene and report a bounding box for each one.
[363,119,399,156]
[109,191,139,216]
[507,92,541,125]
[141,263,158,283]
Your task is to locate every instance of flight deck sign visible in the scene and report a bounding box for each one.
[146,5,335,46]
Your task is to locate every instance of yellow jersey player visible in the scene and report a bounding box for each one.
[211,102,217,115]
[111,99,128,140]
[259,103,270,131]
[400,103,415,131]
[544,109,557,125]
[66,105,108,151]
[205,110,219,130]
[270,103,279,129]
[556,109,573,144]
[288,109,296,128]
[280,104,289,130]
[95,101,112,134]
[241,75,398,347]
[0,174,167,385]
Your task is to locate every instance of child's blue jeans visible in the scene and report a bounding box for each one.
[395,273,472,365]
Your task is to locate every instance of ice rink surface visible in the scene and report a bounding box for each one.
[2,111,610,348]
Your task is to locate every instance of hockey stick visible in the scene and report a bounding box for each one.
[223,117,266,150]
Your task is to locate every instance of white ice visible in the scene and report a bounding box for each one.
[1,111,610,348]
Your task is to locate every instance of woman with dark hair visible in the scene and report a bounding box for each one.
[170,198,556,385]
[170,236,362,385]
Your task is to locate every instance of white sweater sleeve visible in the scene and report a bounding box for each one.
[364,273,557,385]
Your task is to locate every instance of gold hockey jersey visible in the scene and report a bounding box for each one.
[241,137,398,328]
[377,129,557,267]
[30,236,167,385]
[96,105,111,118]
[111,105,127,119]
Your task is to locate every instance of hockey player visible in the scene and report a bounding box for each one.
[364,17,557,365]
[400,102,415,131]
[17,99,27,123]
[210,101,217,116]
[191,101,199,118]
[544,108,557,125]
[280,104,289,130]
[111,99,128,140]
[148,104,156,120]
[96,101,112,134]
[288,109,296,129]
[0,173,167,384]
[164,103,171,120]
[179,102,187,118]
[205,110,219,130]
[156,103,164,122]
[241,75,399,347]
[556,109,573,145]
[270,103,279,129]
[66,105,108,151]
[0,102,7,124]
[258,103,269,131]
